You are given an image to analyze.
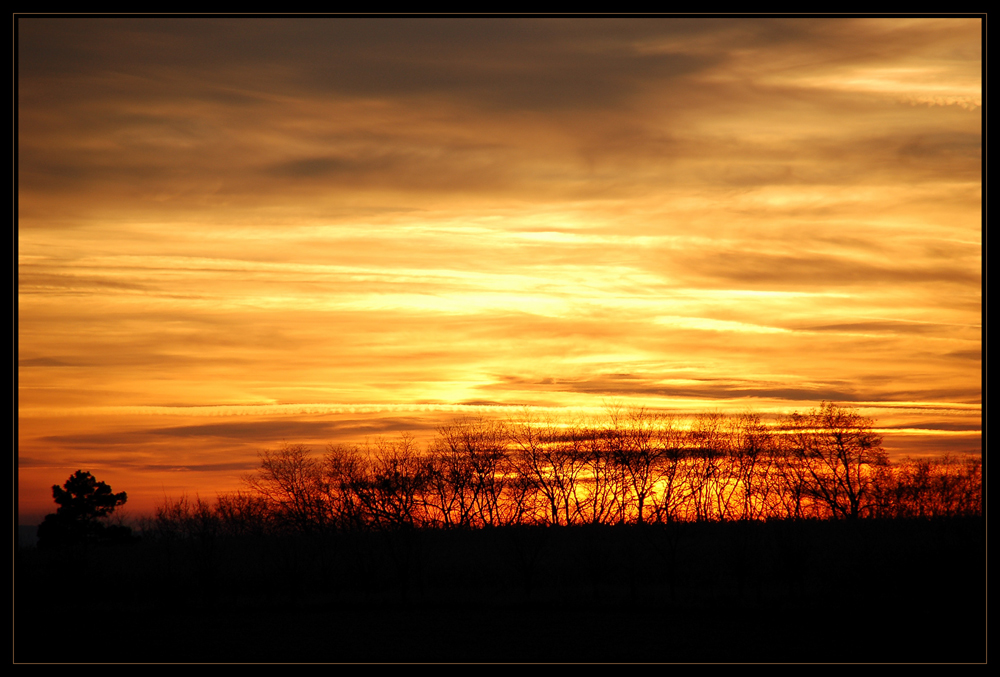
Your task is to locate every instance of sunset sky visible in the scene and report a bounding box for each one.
[17,17,982,523]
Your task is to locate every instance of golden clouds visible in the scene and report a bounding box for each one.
[18,18,981,520]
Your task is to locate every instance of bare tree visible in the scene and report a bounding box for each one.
[771,428,817,520]
[346,435,431,530]
[685,412,727,521]
[232,406,978,535]
[879,453,983,519]
[783,402,887,520]
[562,418,618,525]
[508,411,588,526]
[426,418,511,528]
[215,491,271,537]
[324,443,370,530]
[245,443,330,532]
[648,416,693,524]
[729,411,777,521]
[604,406,669,524]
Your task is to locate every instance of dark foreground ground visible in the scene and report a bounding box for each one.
[15,517,985,663]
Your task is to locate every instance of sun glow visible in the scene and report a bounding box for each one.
[18,18,980,523]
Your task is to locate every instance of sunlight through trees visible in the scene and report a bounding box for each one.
[205,403,983,535]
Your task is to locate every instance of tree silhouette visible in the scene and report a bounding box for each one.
[37,470,130,548]
[245,443,330,532]
[233,405,980,531]
[783,402,888,520]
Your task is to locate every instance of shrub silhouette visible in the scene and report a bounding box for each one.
[37,470,131,549]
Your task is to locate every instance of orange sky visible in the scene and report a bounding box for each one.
[17,17,982,524]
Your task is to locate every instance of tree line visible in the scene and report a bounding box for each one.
[147,402,981,538]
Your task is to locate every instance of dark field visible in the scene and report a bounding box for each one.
[15,517,984,663]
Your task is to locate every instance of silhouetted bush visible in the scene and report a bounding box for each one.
[37,470,132,549]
